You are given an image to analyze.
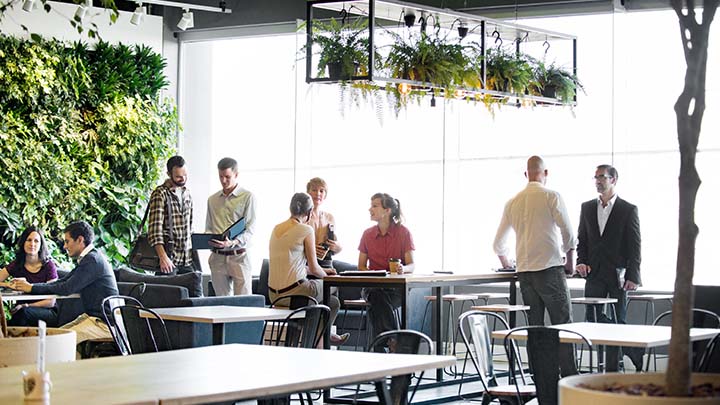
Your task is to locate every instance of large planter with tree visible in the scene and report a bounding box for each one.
[560,373,720,404]
[0,327,76,367]
[559,0,719,401]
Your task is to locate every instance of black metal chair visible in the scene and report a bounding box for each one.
[696,332,720,373]
[503,326,592,405]
[458,310,535,405]
[262,304,330,405]
[101,295,172,355]
[353,329,433,405]
[264,295,320,345]
[649,308,720,371]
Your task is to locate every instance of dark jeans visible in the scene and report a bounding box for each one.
[518,266,577,377]
[584,274,636,371]
[362,288,401,346]
[8,306,59,327]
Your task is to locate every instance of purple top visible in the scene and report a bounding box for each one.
[7,259,58,284]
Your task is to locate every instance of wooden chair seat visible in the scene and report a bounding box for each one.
[472,304,530,312]
[571,297,618,305]
[424,294,478,302]
[627,294,673,301]
[488,384,536,396]
[343,299,370,307]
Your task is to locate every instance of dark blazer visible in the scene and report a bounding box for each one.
[577,197,642,285]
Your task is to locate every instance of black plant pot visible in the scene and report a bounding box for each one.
[541,85,558,99]
[327,62,358,80]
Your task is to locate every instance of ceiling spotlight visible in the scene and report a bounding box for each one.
[131,4,145,25]
[403,10,416,28]
[177,9,194,31]
[219,0,226,12]
[22,0,36,12]
[430,94,436,107]
[74,0,91,22]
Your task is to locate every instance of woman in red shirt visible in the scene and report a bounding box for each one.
[0,226,58,326]
[358,193,415,341]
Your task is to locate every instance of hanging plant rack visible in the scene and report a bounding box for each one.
[305,0,579,108]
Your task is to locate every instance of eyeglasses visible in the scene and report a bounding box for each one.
[593,175,613,180]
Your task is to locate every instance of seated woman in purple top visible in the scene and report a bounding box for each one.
[358,193,415,342]
[0,226,58,326]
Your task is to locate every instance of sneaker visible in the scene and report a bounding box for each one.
[625,347,645,371]
[330,333,350,345]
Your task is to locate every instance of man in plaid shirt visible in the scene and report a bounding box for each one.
[148,155,195,274]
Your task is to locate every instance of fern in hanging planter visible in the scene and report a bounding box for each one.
[529,59,584,103]
[306,17,372,80]
[485,47,533,94]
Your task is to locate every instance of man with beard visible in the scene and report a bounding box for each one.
[576,164,643,371]
[148,155,196,274]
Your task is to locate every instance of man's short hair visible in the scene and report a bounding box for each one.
[217,157,238,173]
[64,221,94,247]
[167,155,186,173]
[597,164,619,180]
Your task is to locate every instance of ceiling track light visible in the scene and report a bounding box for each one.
[131,3,145,25]
[22,0,36,12]
[177,8,194,31]
[136,0,231,14]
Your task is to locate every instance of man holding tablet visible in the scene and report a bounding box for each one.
[205,158,256,296]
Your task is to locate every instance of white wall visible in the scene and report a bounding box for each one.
[0,0,163,53]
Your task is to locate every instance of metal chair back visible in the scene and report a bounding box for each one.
[268,304,331,349]
[102,295,172,355]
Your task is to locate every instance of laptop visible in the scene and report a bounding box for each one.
[192,217,246,250]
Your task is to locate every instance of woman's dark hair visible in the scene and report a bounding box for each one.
[372,192,404,224]
[15,226,50,267]
[290,193,314,217]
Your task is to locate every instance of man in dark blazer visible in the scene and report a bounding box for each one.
[576,164,643,371]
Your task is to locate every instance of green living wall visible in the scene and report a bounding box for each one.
[0,35,178,268]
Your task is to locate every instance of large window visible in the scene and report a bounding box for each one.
[179,10,719,289]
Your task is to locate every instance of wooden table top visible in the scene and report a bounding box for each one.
[323,271,516,285]
[492,322,720,348]
[0,344,456,404]
[1,293,80,302]
[142,306,297,324]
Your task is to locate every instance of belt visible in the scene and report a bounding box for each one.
[212,248,246,256]
[268,279,305,295]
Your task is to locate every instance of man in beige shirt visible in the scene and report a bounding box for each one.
[206,158,256,296]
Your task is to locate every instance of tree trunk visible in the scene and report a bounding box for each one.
[667,0,718,397]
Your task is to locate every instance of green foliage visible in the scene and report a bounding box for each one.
[529,58,584,103]
[304,17,373,79]
[0,35,177,267]
[484,47,533,94]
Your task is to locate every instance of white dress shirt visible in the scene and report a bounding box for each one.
[597,194,618,236]
[206,185,256,249]
[493,182,577,272]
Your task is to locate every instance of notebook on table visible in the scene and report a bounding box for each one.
[340,270,388,277]
[192,217,246,250]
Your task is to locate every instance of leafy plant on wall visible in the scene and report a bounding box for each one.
[0,35,177,268]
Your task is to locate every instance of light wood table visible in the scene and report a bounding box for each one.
[323,271,517,381]
[492,322,720,348]
[1,292,80,302]
[143,306,296,345]
[0,343,456,405]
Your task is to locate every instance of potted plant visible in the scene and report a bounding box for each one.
[484,47,533,95]
[383,29,470,110]
[305,17,372,80]
[530,59,583,103]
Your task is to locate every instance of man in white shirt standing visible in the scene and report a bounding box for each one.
[206,158,256,296]
[493,156,578,381]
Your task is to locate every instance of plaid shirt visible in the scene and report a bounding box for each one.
[148,180,193,267]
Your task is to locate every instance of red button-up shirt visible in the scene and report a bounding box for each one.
[358,223,415,270]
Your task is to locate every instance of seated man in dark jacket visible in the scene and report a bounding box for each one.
[11,220,119,343]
